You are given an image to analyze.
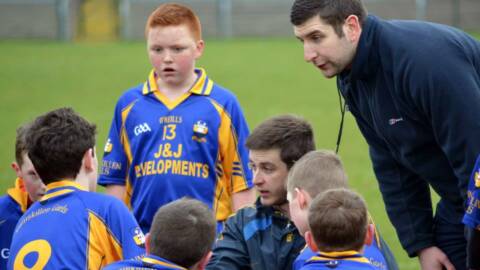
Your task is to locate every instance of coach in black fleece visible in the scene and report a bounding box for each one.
[291,1,480,269]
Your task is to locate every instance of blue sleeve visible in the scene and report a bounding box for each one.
[224,95,253,192]
[463,155,480,229]
[106,198,146,259]
[347,103,435,256]
[98,98,132,186]
[206,212,250,270]
[407,44,480,200]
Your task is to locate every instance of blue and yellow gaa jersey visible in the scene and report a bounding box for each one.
[300,251,376,270]
[7,180,145,270]
[104,254,187,270]
[464,154,480,229]
[98,68,253,233]
[293,221,397,270]
[0,178,30,270]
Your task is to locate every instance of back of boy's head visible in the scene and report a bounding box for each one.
[15,123,32,167]
[145,3,202,40]
[149,198,216,268]
[26,108,96,185]
[287,150,347,197]
[308,188,368,252]
[246,115,315,169]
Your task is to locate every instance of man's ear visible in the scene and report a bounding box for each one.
[11,162,22,178]
[364,223,374,246]
[194,251,212,270]
[305,230,319,252]
[343,14,362,43]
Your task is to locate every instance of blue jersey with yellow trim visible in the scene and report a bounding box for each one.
[98,68,253,233]
[293,222,397,270]
[7,181,145,270]
[0,179,29,270]
[104,254,187,269]
[300,251,376,270]
[464,154,480,229]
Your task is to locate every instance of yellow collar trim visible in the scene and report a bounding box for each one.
[40,180,87,202]
[311,250,370,264]
[6,178,30,212]
[142,68,213,96]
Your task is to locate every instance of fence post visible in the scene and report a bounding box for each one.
[216,0,232,38]
[119,0,131,40]
[415,0,428,21]
[56,0,71,41]
[452,0,460,27]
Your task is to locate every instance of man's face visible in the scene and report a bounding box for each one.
[147,24,204,87]
[249,149,289,207]
[14,154,46,202]
[294,15,357,78]
[287,190,309,236]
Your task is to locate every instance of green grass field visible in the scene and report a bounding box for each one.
[0,38,421,268]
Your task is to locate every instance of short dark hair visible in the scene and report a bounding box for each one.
[15,123,31,167]
[26,108,96,184]
[290,0,367,37]
[149,198,216,268]
[308,188,368,252]
[246,115,315,169]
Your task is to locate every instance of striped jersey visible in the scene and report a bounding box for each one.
[7,180,145,270]
[104,254,187,270]
[300,251,376,270]
[0,178,30,269]
[464,154,480,229]
[293,222,396,270]
[98,68,253,233]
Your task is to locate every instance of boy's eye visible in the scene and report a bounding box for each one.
[152,47,162,53]
[173,47,185,52]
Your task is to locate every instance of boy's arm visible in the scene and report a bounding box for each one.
[232,189,255,211]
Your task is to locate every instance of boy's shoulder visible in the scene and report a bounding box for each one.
[208,82,239,105]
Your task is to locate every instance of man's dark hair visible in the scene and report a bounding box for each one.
[246,115,315,169]
[15,123,32,167]
[309,188,368,252]
[290,0,367,37]
[26,107,96,184]
[149,198,216,268]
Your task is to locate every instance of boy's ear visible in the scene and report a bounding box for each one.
[296,188,309,210]
[195,251,212,270]
[195,40,205,58]
[11,162,22,178]
[364,223,374,246]
[82,148,96,172]
[305,230,319,252]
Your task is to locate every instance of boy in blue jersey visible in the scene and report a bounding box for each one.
[463,155,480,269]
[7,108,145,270]
[300,188,376,269]
[104,198,216,270]
[207,115,310,270]
[287,150,397,270]
[0,124,46,269]
[99,2,254,234]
